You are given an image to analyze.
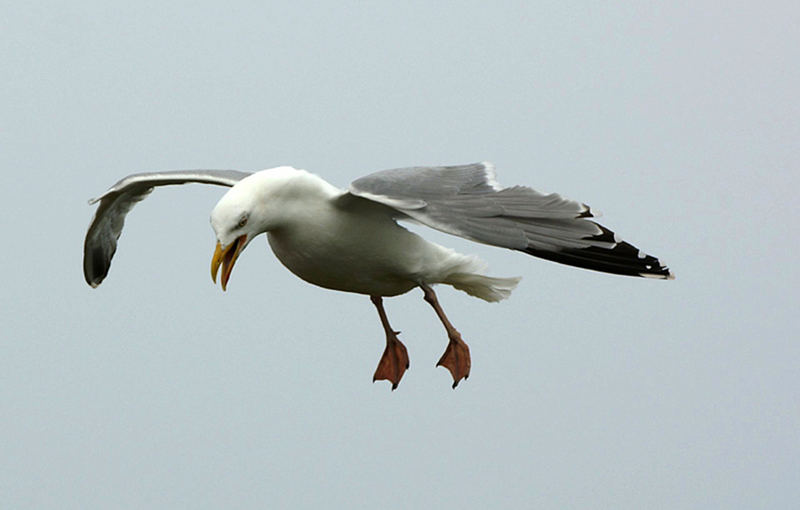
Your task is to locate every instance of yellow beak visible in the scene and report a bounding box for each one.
[211,235,247,291]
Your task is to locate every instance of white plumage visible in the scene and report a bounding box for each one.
[211,167,520,300]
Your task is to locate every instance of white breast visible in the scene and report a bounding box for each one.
[266,201,431,296]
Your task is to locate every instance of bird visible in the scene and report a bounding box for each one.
[83,162,673,389]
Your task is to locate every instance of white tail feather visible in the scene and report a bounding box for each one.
[445,273,521,302]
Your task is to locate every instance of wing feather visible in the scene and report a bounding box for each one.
[83,170,250,287]
[346,162,672,279]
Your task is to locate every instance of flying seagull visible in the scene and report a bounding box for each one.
[83,162,673,389]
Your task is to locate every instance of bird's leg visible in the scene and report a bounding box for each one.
[420,283,471,388]
[370,296,410,391]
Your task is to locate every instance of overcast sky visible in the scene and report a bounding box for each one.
[2,2,798,509]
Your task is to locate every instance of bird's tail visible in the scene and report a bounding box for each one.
[444,272,521,302]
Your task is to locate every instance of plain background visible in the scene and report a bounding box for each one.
[2,2,798,508]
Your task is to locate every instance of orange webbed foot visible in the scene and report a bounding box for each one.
[436,335,471,389]
[373,331,410,390]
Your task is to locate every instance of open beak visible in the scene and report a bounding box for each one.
[211,235,247,291]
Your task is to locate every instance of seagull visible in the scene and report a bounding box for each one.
[83,162,673,389]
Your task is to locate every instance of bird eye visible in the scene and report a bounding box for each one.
[236,215,248,229]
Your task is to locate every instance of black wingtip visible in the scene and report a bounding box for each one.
[522,224,673,279]
[83,244,110,288]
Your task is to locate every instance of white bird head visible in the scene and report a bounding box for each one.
[209,166,313,290]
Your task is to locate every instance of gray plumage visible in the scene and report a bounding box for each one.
[83,170,250,288]
[347,162,672,279]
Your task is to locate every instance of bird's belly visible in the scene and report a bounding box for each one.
[266,225,421,297]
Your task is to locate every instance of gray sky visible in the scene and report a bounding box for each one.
[2,2,798,508]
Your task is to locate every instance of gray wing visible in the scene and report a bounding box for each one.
[83,170,251,288]
[346,162,673,279]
